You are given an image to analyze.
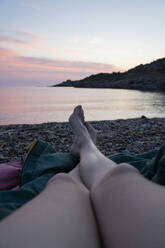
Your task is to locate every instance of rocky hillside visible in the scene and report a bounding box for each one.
[54,58,165,91]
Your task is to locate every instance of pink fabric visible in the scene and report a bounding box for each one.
[0,160,22,191]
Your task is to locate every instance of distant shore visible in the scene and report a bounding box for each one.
[0,117,165,163]
[54,58,165,91]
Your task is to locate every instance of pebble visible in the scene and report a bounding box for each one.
[0,117,165,163]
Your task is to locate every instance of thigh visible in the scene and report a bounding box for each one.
[91,163,165,248]
[0,173,100,248]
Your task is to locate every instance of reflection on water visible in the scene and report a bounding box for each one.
[0,86,165,125]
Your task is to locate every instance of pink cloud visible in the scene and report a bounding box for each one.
[0,30,43,49]
[0,35,28,45]
[0,47,120,86]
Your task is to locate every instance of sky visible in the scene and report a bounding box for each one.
[0,0,165,86]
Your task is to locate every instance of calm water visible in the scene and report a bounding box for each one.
[0,86,165,125]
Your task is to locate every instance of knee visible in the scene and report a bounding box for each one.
[46,172,89,194]
[91,163,139,199]
[46,173,75,187]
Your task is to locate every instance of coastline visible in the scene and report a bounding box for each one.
[0,117,165,163]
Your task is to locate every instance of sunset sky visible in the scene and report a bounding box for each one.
[1,0,165,86]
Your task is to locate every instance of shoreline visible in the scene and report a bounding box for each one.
[0,117,165,163]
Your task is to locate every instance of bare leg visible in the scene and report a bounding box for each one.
[69,106,98,187]
[69,106,116,189]
[91,164,165,248]
[0,173,101,248]
[69,165,83,185]
[69,106,165,248]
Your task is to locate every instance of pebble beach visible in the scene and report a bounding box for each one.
[0,116,165,163]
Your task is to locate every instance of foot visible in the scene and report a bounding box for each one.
[69,105,87,134]
[69,106,96,157]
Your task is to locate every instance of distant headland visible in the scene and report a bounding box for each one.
[53,58,165,91]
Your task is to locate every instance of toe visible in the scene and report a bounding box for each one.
[74,105,82,115]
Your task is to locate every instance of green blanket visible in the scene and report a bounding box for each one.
[0,139,165,220]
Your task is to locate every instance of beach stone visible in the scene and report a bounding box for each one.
[0,117,165,162]
[0,154,4,160]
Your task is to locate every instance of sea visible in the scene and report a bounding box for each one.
[0,86,165,125]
